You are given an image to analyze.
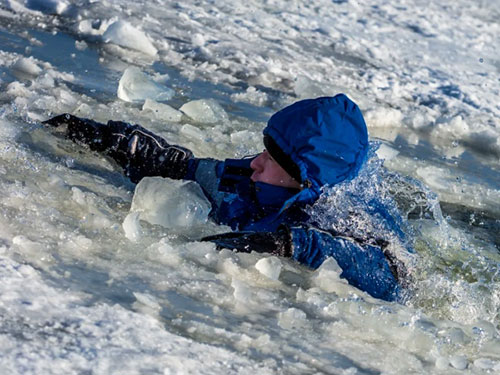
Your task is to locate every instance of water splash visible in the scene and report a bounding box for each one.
[307,142,500,328]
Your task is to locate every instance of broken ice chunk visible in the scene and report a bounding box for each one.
[180,99,228,124]
[11,57,42,77]
[375,143,400,161]
[122,212,142,242]
[255,256,282,280]
[130,177,211,228]
[277,308,307,329]
[103,20,157,56]
[311,257,350,294]
[142,99,183,123]
[118,67,174,103]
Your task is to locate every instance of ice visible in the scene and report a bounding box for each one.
[364,107,404,129]
[5,81,30,98]
[230,130,261,146]
[449,355,468,370]
[180,99,228,124]
[11,57,42,76]
[75,40,88,51]
[132,292,162,316]
[473,358,495,370]
[311,258,352,296]
[294,75,330,99]
[230,86,269,106]
[277,308,307,330]
[25,0,69,15]
[117,67,174,103]
[375,143,399,161]
[255,256,282,280]
[130,177,211,229]
[122,212,142,242]
[231,278,252,303]
[434,357,449,370]
[180,124,205,141]
[0,256,266,373]
[142,99,183,123]
[103,20,157,56]
[416,165,500,214]
[12,235,55,270]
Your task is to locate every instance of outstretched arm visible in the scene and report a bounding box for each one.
[202,225,405,301]
[43,114,193,183]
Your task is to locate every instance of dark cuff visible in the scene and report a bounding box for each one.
[276,225,293,258]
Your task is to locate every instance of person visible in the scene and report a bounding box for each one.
[43,94,406,301]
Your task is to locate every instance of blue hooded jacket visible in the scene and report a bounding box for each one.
[186,94,403,301]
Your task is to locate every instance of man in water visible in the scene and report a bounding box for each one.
[44,94,405,301]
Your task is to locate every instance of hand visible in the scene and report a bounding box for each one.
[43,113,112,152]
[43,114,193,182]
[202,227,292,257]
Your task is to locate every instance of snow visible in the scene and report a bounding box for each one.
[0,256,266,374]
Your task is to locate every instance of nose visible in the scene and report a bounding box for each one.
[250,152,265,172]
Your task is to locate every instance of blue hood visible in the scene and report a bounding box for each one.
[263,94,368,206]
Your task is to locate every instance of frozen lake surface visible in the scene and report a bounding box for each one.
[0,0,499,374]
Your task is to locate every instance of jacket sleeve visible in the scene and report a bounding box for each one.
[289,226,402,301]
[185,158,227,209]
[42,114,194,183]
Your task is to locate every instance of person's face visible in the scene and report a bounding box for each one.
[250,150,301,189]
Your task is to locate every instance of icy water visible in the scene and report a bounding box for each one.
[0,1,499,374]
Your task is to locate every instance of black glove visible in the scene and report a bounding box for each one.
[201,226,292,257]
[43,113,113,152]
[43,114,193,183]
